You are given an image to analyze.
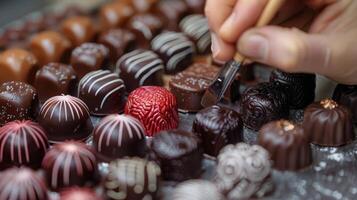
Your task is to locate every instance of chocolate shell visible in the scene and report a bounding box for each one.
[149,129,203,181]
[258,120,312,170]
[172,180,224,200]
[303,99,355,146]
[333,84,357,124]
[61,16,96,46]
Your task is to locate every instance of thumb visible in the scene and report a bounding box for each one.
[237,26,331,75]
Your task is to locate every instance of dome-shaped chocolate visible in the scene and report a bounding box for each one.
[241,82,289,131]
[333,84,357,124]
[303,99,355,146]
[258,120,312,171]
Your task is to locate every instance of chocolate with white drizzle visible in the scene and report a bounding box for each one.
[104,157,161,200]
[78,70,126,115]
[151,31,195,74]
[179,14,211,54]
[116,49,164,92]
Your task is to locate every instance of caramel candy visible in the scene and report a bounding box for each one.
[0,48,38,84]
[29,31,72,66]
[100,2,134,30]
[61,16,96,46]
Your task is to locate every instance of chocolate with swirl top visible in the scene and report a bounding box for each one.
[333,84,357,124]
[241,82,289,131]
[215,143,273,199]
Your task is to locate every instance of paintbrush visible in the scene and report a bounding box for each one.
[201,0,286,108]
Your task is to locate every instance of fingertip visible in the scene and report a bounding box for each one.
[211,32,236,62]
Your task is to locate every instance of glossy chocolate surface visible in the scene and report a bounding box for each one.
[99,2,134,30]
[333,84,357,124]
[156,0,189,31]
[61,16,96,46]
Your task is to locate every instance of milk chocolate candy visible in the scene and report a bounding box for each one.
[61,16,96,46]
[99,2,134,30]
[156,0,189,31]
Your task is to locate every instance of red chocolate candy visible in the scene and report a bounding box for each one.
[125,86,179,136]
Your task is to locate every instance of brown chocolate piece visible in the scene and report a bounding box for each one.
[333,84,357,124]
[24,13,46,35]
[185,0,205,14]
[99,2,134,30]
[124,0,158,13]
[0,48,38,84]
[258,120,312,171]
[61,16,96,46]
[29,31,72,66]
[303,99,355,146]
[156,0,189,31]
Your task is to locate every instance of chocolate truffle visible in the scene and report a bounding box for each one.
[0,120,49,169]
[0,48,38,84]
[29,31,72,66]
[98,29,136,63]
[37,95,93,143]
[241,82,289,131]
[156,0,189,31]
[61,16,96,46]
[60,188,103,200]
[93,114,146,162]
[258,120,312,170]
[70,43,110,79]
[127,14,164,48]
[0,167,49,200]
[0,81,38,126]
[192,105,243,157]
[125,86,179,136]
[180,14,211,54]
[99,2,134,30]
[303,99,355,146]
[116,49,164,92]
[270,70,316,109]
[151,31,195,74]
[34,63,77,103]
[78,70,126,115]
[333,84,357,124]
[215,143,273,199]
[149,129,203,181]
[172,180,224,200]
[185,0,205,14]
[104,157,161,200]
[42,141,98,190]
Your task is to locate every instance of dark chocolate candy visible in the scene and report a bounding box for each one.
[192,105,243,157]
[0,48,38,84]
[303,99,355,146]
[151,31,195,74]
[34,63,77,103]
[0,120,49,169]
[42,141,98,191]
[0,22,27,48]
[125,0,158,13]
[185,0,206,14]
[149,129,203,181]
[333,84,357,124]
[37,95,93,143]
[60,187,103,200]
[258,120,312,171]
[98,29,137,63]
[241,82,289,131]
[61,16,96,46]
[270,70,316,109]
[104,157,161,200]
[156,0,189,31]
[78,70,126,115]
[116,49,164,92]
[70,43,110,79]
[99,2,134,30]
[0,81,38,126]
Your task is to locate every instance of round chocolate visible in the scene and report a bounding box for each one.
[37,95,93,143]
[125,86,179,136]
[61,16,96,46]
[151,31,195,74]
[0,81,38,126]
[241,82,289,131]
[0,120,49,169]
[93,114,146,162]
[192,105,243,157]
[270,70,316,109]
[0,48,38,84]
[98,29,137,64]
[172,180,224,200]
[149,129,203,181]
[185,0,205,14]
[42,141,98,190]
[99,2,134,30]
[0,167,49,200]
[303,99,355,146]
[180,14,211,54]
[215,143,273,199]
[125,0,158,13]
[29,31,72,66]
[333,84,357,124]
[104,157,161,200]
[34,63,77,104]
[78,70,126,115]
[258,120,312,170]
[70,43,110,79]
[59,187,103,200]
[156,0,189,31]
[116,49,164,92]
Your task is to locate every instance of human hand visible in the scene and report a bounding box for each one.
[206,0,357,84]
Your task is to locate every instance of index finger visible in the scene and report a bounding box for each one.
[205,0,237,33]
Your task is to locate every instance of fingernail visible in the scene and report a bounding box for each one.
[239,34,269,60]
[211,33,221,57]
